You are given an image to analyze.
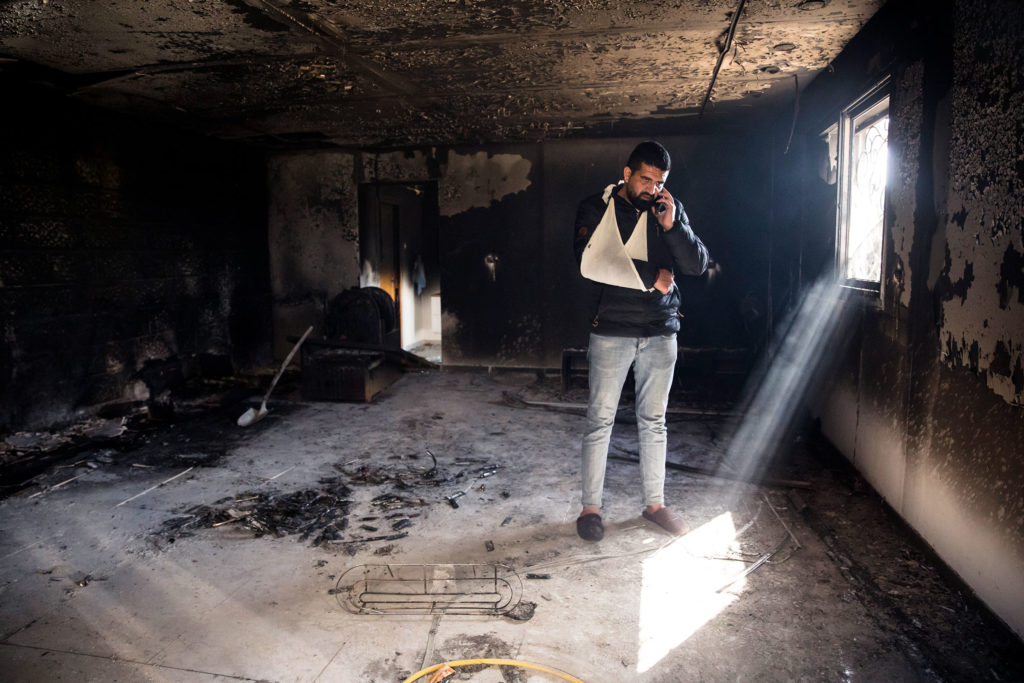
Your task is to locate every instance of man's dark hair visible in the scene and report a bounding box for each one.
[626,140,671,172]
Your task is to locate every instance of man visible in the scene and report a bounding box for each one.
[572,140,709,542]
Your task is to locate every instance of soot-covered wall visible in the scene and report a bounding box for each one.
[267,153,359,358]
[272,136,771,369]
[0,81,270,432]
[776,0,1024,637]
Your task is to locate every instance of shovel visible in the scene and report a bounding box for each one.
[237,325,314,427]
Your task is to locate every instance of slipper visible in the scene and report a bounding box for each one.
[576,513,604,542]
[642,506,688,536]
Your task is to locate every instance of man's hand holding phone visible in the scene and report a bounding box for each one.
[651,189,676,231]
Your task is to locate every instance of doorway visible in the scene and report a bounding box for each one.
[358,182,441,363]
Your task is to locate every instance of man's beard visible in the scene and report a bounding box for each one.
[627,187,656,210]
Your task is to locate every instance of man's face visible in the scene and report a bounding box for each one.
[622,162,668,209]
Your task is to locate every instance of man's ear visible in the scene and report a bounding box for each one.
[622,166,632,183]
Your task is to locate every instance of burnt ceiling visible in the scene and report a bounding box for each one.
[0,0,885,149]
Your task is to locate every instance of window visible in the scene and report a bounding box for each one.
[826,79,890,292]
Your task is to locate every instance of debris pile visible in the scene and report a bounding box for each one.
[1,420,127,497]
[155,454,503,549]
[335,452,503,505]
[159,477,355,547]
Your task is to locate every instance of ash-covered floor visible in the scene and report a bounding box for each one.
[1,369,1022,682]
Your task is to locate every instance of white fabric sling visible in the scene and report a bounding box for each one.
[580,183,649,291]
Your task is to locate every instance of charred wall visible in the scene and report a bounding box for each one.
[267,153,359,358]
[264,132,770,368]
[438,145,544,366]
[0,79,270,432]
[269,134,769,369]
[433,135,769,368]
[775,0,1024,637]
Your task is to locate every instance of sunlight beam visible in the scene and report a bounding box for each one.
[719,276,856,508]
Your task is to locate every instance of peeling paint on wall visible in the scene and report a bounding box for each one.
[800,0,1024,643]
[439,150,532,217]
[997,244,1024,308]
[939,3,1024,405]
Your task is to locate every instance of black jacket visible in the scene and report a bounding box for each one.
[573,186,709,337]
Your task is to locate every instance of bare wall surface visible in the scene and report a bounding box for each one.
[439,150,533,218]
[0,83,270,432]
[782,0,1024,638]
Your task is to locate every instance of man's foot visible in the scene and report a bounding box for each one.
[576,513,604,541]
[642,506,688,536]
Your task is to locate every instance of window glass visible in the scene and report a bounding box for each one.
[831,81,889,292]
[845,100,889,283]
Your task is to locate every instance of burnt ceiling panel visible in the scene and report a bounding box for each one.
[0,0,886,148]
[0,0,313,71]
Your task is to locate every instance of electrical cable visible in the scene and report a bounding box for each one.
[402,658,584,683]
[700,0,748,116]
[783,73,801,155]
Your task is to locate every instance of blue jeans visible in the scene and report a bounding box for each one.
[581,333,677,509]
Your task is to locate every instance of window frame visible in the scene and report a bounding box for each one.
[833,77,891,295]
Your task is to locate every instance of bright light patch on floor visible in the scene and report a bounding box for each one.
[637,512,745,673]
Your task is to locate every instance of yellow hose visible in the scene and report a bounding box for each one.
[402,658,585,683]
